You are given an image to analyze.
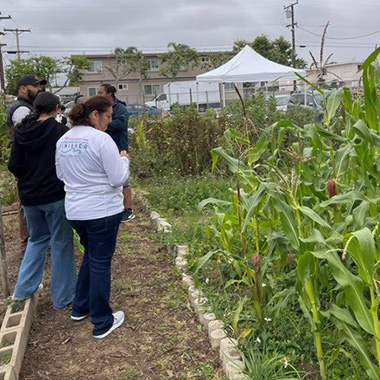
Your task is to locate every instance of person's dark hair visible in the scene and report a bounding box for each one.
[69,95,112,127]
[23,92,60,122]
[100,83,117,98]
[59,104,66,111]
[74,94,84,104]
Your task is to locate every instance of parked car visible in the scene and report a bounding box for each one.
[287,91,332,121]
[274,94,290,111]
[126,103,161,116]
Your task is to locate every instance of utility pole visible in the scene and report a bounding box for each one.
[284,1,298,90]
[0,13,11,94]
[0,33,6,94]
[3,28,31,60]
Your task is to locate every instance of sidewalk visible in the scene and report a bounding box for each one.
[17,201,224,380]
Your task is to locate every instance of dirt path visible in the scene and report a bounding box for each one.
[2,201,224,380]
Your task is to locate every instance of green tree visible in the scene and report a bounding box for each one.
[159,42,199,80]
[104,47,151,101]
[104,47,139,89]
[5,55,90,95]
[233,35,307,68]
[200,51,232,70]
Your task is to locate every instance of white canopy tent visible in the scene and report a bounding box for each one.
[196,45,306,83]
[196,45,306,107]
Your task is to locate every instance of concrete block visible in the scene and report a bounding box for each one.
[0,292,40,379]
[157,220,172,232]
[181,273,194,289]
[0,366,17,380]
[219,337,239,361]
[221,345,242,372]
[207,319,224,339]
[176,245,188,258]
[175,257,187,270]
[225,360,245,378]
[210,328,227,349]
[200,312,216,329]
[150,211,160,221]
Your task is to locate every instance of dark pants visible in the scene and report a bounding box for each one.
[69,212,123,336]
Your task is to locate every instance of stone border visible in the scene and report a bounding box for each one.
[0,293,40,380]
[149,210,248,380]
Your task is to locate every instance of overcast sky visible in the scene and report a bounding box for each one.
[1,0,379,67]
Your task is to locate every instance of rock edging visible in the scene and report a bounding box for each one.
[148,210,248,380]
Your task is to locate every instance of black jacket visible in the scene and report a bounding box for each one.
[8,117,68,206]
[106,98,130,152]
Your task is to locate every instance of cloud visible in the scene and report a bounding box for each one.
[2,0,380,64]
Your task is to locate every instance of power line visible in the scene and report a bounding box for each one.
[298,25,380,40]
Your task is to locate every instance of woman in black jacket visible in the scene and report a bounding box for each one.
[8,91,77,310]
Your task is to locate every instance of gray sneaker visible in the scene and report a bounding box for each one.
[93,311,125,339]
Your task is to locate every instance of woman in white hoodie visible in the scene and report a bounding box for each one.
[56,95,129,339]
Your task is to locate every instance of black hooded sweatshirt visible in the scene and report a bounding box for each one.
[8,117,69,206]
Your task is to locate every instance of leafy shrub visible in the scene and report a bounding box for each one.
[130,97,317,179]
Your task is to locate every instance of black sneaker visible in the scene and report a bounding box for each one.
[121,209,135,223]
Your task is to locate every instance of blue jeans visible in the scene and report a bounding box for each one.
[69,212,123,336]
[13,200,77,309]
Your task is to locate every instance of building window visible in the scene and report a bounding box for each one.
[88,61,102,73]
[144,84,160,96]
[117,59,126,65]
[118,84,128,90]
[148,59,159,71]
[88,87,97,96]
[201,56,211,63]
[174,63,187,71]
[224,82,235,92]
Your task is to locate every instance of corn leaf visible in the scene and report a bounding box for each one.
[333,318,378,380]
[312,250,373,335]
[197,198,233,212]
[242,183,266,232]
[325,88,344,125]
[298,205,332,230]
[346,228,376,284]
[353,201,370,230]
[272,197,299,251]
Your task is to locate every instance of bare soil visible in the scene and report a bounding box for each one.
[1,201,225,380]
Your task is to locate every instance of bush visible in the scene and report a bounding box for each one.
[129,97,320,179]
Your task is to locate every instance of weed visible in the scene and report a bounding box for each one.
[118,368,139,380]
[1,353,11,365]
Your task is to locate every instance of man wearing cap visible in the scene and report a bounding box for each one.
[7,74,47,256]
[7,75,47,132]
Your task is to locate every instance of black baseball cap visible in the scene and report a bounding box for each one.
[17,74,47,89]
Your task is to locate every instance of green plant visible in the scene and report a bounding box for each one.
[118,368,139,380]
[241,345,303,380]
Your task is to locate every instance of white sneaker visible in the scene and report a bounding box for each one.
[93,311,125,339]
[71,313,90,321]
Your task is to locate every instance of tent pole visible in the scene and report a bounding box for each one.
[196,82,199,111]
[219,83,226,108]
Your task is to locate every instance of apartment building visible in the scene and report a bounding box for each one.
[78,52,240,104]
